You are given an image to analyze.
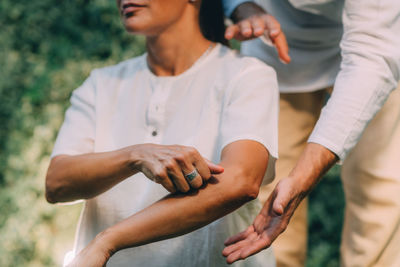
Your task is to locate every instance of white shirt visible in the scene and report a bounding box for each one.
[53,44,278,267]
[223,0,400,160]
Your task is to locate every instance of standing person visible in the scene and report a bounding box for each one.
[221,1,400,266]
[46,0,280,266]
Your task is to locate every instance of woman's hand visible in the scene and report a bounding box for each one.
[67,234,113,267]
[130,144,224,193]
[225,2,291,64]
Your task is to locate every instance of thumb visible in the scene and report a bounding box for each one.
[204,158,224,174]
[271,183,292,216]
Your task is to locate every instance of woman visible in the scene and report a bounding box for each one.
[46,0,279,266]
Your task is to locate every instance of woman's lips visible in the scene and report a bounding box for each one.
[122,4,146,16]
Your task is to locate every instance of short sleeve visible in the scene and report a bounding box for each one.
[51,72,97,158]
[220,60,279,181]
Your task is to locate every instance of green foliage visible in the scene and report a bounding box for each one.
[307,166,345,267]
[0,1,344,266]
[1,1,145,266]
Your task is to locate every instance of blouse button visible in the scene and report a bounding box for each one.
[152,130,158,136]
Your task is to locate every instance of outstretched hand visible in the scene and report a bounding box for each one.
[225,2,291,64]
[222,177,305,264]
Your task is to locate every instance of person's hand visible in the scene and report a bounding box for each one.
[225,2,291,64]
[131,144,224,193]
[66,235,112,267]
[222,176,304,264]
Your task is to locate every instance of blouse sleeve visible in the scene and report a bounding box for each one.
[51,71,97,158]
[219,59,279,181]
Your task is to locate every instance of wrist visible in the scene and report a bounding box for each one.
[125,144,144,173]
[288,143,338,193]
[93,230,118,259]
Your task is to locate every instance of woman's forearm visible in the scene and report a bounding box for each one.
[45,147,137,203]
[68,141,268,267]
[98,166,261,254]
[45,143,224,203]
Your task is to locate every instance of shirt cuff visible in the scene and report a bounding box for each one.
[222,0,253,17]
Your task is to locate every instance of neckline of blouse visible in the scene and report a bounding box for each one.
[142,43,221,82]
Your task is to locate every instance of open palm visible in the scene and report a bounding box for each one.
[222,177,304,264]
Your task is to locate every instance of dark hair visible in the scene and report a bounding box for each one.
[199,0,229,46]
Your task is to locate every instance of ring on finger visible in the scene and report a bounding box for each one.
[184,169,199,182]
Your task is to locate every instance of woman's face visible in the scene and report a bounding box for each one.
[116,0,193,36]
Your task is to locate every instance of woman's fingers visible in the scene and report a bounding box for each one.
[204,158,224,174]
[190,152,212,183]
[163,161,191,193]
[176,151,203,189]
[148,145,225,192]
[154,167,178,193]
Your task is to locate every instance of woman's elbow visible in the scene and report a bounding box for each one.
[45,166,68,204]
[45,173,61,204]
[239,181,260,201]
[228,170,261,202]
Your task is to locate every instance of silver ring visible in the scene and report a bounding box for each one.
[185,169,199,182]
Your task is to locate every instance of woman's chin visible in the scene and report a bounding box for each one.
[123,16,150,33]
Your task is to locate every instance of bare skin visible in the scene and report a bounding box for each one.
[68,140,270,267]
[221,3,339,263]
[49,1,274,266]
[223,143,337,263]
[225,2,291,64]
[46,0,224,202]
[46,145,224,203]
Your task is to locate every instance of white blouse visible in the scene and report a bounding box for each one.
[53,44,278,267]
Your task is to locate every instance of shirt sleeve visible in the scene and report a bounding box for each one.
[51,71,97,158]
[308,0,400,160]
[220,59,279,181]
[222,0,253,17]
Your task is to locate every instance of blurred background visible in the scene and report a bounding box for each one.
[0,0,344,266]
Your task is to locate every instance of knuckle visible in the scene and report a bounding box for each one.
[164,159,176,170]
[190,178,203,189]
[174,153,186,162]
[203,170,212,180]
[180,185,190,193]
[155,170,167,179]
[186,146,197,154]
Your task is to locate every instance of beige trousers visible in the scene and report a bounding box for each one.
[340,87,400,267]
[259,86,400,267]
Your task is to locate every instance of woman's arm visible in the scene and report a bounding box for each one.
[46,144,224,203]
[68,140,269,267]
